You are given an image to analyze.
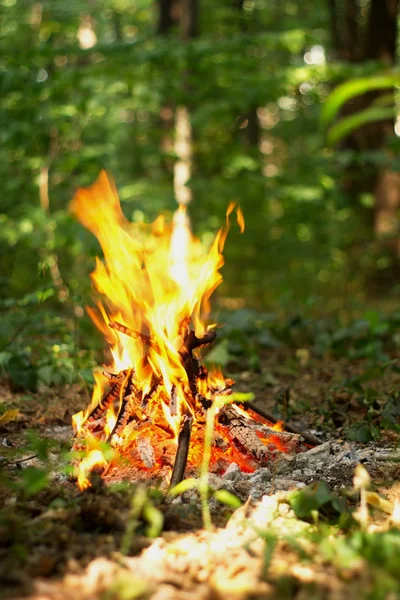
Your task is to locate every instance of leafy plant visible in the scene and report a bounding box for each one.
[321,71,400,145]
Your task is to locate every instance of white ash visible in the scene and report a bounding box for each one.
[175,440,394,505]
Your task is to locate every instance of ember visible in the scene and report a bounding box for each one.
[71,172,304,490]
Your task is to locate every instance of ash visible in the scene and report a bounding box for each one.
[174,441,390,505]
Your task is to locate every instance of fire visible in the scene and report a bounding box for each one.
[77,449,108,490]
[71,171,244,488]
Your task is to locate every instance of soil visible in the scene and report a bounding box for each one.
[1,347,400,599]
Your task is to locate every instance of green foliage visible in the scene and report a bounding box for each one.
[1,0,397,377]
[321,70,400,145]
[18,466,49,496]
[320,73,400,128]
[120,484,164,554]
[288,481,349,522]
[327,106,397,146]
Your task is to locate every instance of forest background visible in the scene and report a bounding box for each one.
[0,0,399,390]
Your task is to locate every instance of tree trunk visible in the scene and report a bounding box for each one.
[157,0,181,174]
[158,0,178,34]
[172,0,198,206]
[236,0,261,149]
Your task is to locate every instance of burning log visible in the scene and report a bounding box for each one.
[218,405,301,462]
[107,369,137,442]
[245,402,322,447]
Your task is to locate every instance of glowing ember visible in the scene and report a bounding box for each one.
[71,172,296,490]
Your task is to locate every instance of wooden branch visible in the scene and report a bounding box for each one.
[87,373,126,422]
[169,415,192,489]
[107,369,137,442]
[140,379,161,410]
[108,320,155,347]
[183,329,217,352]
[245,402,322,447]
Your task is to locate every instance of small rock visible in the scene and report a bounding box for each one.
[289,469,314,482]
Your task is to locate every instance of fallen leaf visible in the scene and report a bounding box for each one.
[0,409,20,423]
[365,491,394,515]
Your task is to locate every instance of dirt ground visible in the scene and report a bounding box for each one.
[1,347,400,599]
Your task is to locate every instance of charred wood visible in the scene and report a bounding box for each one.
[218,405,301,460]
[141,380,161,411]
[169,415,192,489]
[107,369,138,442]
[108,320,156,347]
[87,370,128,422]
[245,402,322,447]
[137,436,156,468]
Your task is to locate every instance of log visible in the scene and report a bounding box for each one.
[170,385,178,416]
[140,379,161,410]
[218,405,301,460]
[245,402,322,447]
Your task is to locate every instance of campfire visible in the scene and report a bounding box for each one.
[71,172,307,490]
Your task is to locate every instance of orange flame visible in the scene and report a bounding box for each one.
[71,171,243,488]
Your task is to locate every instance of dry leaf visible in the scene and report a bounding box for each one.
[365,491,394,515]
[0,409,20,424]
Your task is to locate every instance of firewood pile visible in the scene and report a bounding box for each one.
[73,319,310,489]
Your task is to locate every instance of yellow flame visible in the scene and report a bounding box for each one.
[71,171,243,484]
[77,449,108,490]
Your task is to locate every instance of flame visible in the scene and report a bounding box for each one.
[77,449,108,490]
[71,171,243,488]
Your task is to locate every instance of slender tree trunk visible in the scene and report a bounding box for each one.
[157,0,180,174]
[173,0,198,206]
[236,0,261,149]
[158,0,177,33]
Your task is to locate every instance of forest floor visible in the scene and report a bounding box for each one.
[1,327,400,600]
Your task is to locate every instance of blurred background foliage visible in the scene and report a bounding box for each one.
[1,0,400,388]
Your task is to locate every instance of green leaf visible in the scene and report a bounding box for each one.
[327,106,396,146]
[213,489,242,508]
[143,503,164,538]
[7,354,37,392]
[347,423,375,443]
[289,481,333,519]
[231,391,255,403]
[20,467,48,495]
[168,477,198,496]
[320,73,400,129]
[37,365,54,386]
[26,431,51,461]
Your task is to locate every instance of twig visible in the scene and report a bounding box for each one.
[108,320,155,347]
[245,402,323,446]
[169,416,192,489]
[375,452,400,462]
[0,454,37,467]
